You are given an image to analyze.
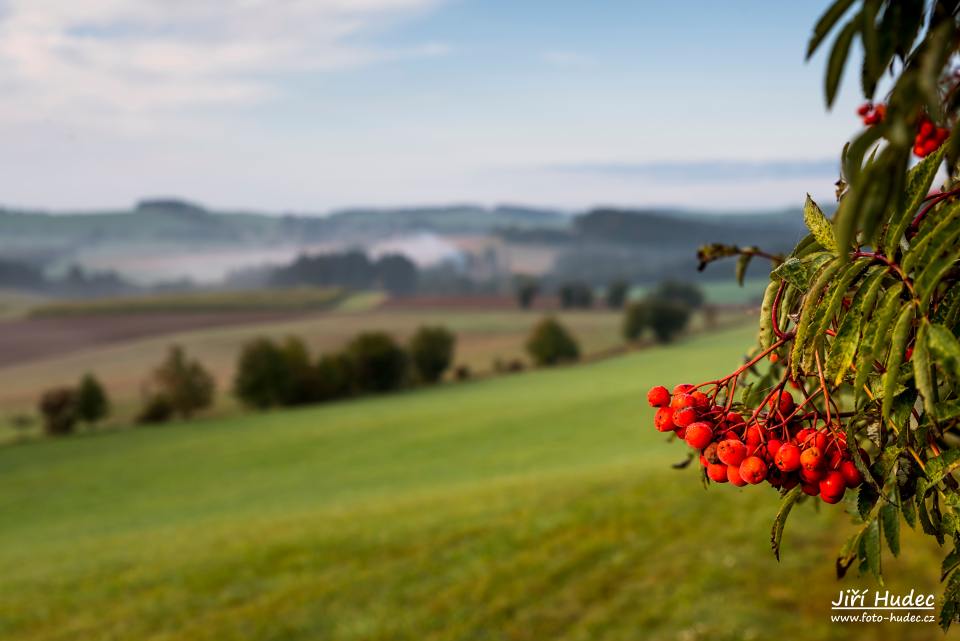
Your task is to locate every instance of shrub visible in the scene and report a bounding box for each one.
[605,280,630,309]
[279,336,316,405]
[653,281,704,309]
[453,365,471,381]
[558,282,594,309]
[315,352,354,400]
[622,300,648,342]
[233,337,288,409]
[136,394,175,425]
[75,373,109,425]
[645,297,691,343]
[526,317,580,366]
[38,387,78,436]
[345,332,408,393]
[409,326,456,384]
[149,346,215,419]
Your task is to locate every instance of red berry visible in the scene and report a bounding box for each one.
[647,385,670,407]
[672,384,695,397]
[839,460,863,488]
[725,411,745,427]
[766,439,783,459]
[920,120,934,138]
[821,491,844,504]
[745,425,762,447]
[768,390,794,416]
[727,464,748,487]
[690,391,710,409]
[800,446,822,472]
[673,406,698,428]
[800,466,825,484]
[775,443,801,472]
[820,471,846,498]
[684,422,714,449]
[717,439,747,466]
[672,393,697,410]
[857,102,871,116]
[703,442,720,464]
[739,456,768,484]
[802,482,820,496]
[654,407,675,432]
[707,463,729,483]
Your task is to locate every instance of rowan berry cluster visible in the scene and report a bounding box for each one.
[857,102,950,157]
[647,384,865,503]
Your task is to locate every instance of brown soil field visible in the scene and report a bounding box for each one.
[0,311,313,367]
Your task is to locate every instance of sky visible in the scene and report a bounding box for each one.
[0,0,869,213]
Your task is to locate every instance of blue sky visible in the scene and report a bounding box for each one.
[0,0,865,212]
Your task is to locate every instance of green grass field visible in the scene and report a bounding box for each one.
[0,325,950,640]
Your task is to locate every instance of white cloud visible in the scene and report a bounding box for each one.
[0,0,445,127]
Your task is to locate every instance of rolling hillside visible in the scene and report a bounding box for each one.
[0,326,947,641]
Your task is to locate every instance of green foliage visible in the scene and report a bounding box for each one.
[653,281,704,310]
[526,317,580,366]
[645,298,692,343]
[37,387,78,436]
[622,301,648,342]
[233,336,318,409]
[136,393,175,425]
[75,373,109,425]
[558,282,594,309]
[409,326,456,384]
[696,1,960,628]
[345,332,408,393]
[315,352,354,401]
[148,346,215,419]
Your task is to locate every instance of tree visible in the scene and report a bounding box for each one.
[653,2,960,628]
[558,282,594,309]
[526,317,579,366]
[315,352,354,400]
[345,332,408,393]
[149,346,215,419]
[279,336,316,405]
[622,300,648,342]
[376,253,419,296]
[605,280,630,309]
[653,281,704,309]
[645,298,691,343]
[233,338,290,409]
[514,275,539,309]
[75,373,109,425]
[409,326,456,384]
[37,387,78,436]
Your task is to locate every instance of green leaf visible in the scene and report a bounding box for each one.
[812,257,870,340]
[881,304,915,422]
[803,194,838,255]
[735,253,752,286]
[863,518,882,581]
[941,569,960,631]
[758,280,779,350]
[771,257,810,289]
[825,13,860,107]
[913,319,936,417]
[882,142,948,257]
[790,257,842,377]
[859,0,883,97]
[902,199,960,275]
[858,484,879,520]
[855,285,903,404]
[901,485,917,529]
[826,268,885,385]
[916,244,960,311]
[927,323,960,383]
[771,485,803,561]
[880,501,900,557]
[807,0,857,58]
[836,525,865,578]
[943,546,960,581]
[925,450,960,488]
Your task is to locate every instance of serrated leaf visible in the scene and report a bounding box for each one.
[735,253,752,286]
[902,199,960,275]
[863,518,882,581]
[880,501,900,557]
[855,285,903,404]
[771,257,810,289]
[808,0,857,58]
[916,244,960,311]
[913,319,936,417]
[758,280,779,350]
[803,194,838,254]
[791,257,842,377]
[943,546,960,581]
[771,485,803,561]
[901,486,917,529]
[825,15,860,107]
[941,569,960,631]
[836,525,865,579]
[826,268,884,385]
[858,484,879,520]
[881,304,915,422]
[926,323,960,384]
[925,450,960,488]
[859,0,882,97]
[883,142,948,256]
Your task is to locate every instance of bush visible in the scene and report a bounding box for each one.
[526,317,580,366]
[622,300,648,342]
[149,346,215,419]
[315,352,354,400]
[409,326,456,384]
[453,365,471,381]
[75,373,109,425]
[558,282,594,309]
[278,336,316,405]
[345,332,408,393]
[233,338,288,409]
[645,297,691,343]
[605,280,630,309]
[654,281,704,309]
[136,394,175,425]
[38,387,78,436]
